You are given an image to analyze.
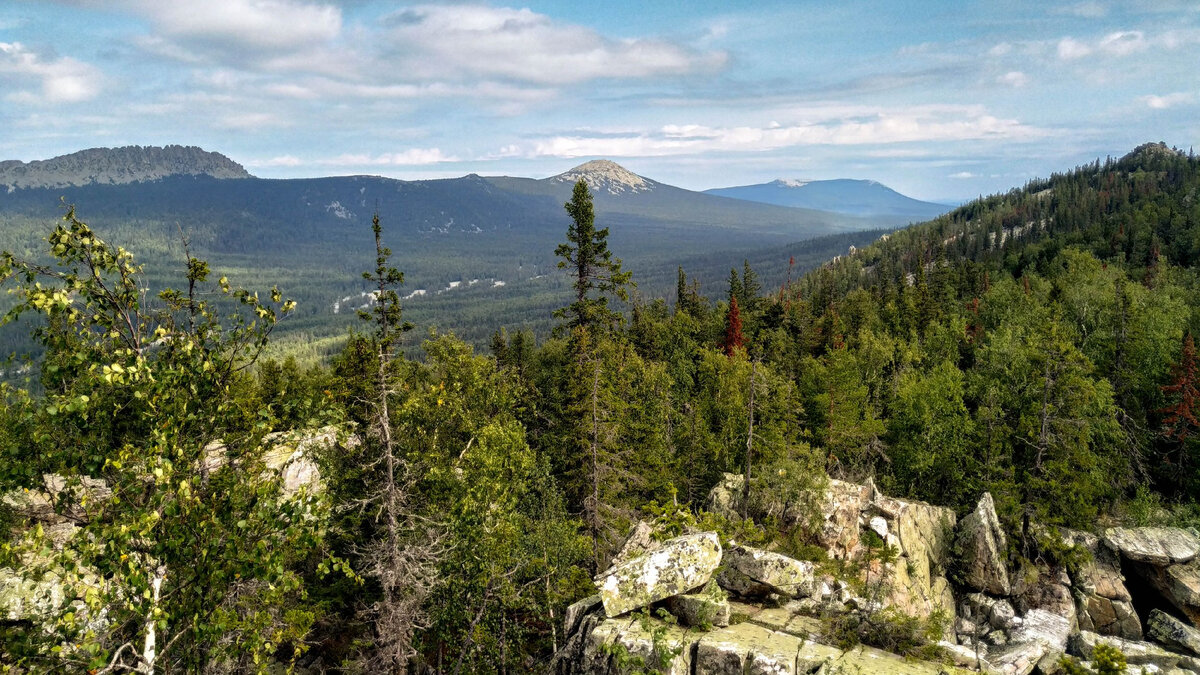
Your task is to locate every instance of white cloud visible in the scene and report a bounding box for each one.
[1141,92,1194,109]
[949,171,976,179]
[249,155,303,167]
[383,4,726,85]
[525,105,1045,158]
[1098,30,1147,57]
[0,42,102,103]
[127,0,341,54]
[1055,2,1108,18]
[997,71,1029,87]
[325,149,458,166]
[1057,37,1092,59]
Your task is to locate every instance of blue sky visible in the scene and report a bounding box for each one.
[1,1,1197,202]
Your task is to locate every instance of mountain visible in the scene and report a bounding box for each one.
[0,145,250,190]
[704,178,949,223]
[0,152,886,351]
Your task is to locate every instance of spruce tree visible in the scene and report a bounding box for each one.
[554,180,632,333]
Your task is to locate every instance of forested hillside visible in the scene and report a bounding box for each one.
[1,143,1198,672]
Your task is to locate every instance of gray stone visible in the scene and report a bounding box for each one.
[565,595,602,638]
[718,545,814,599]
[956,492,1011,596]
[1148,609,1200,657]
[694,622,818,675]
[1104,527,1200,566]
[706,473,745,522]
[596,531,721,617]
[1071,630,1182,668]
[987,640,1049,675]
[611,521,656,569]
[581,615,695,675]
[1011,609,1072,652]
[663,582,730,628]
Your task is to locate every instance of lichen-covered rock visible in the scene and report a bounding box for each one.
[596,531,721,617]
[1104,527,1200,566]
[876,493,958,624]
[1148,609,1200,657]
[706,473,744,522]
[2,473,112,527]
[815,479,874,559]
[956,492,1011,596]
[824,645,967,674]
[663,580,730,628]
[694,622,832,675]
[718,545,814,599]
[1070,631,1183,668]
[1165,562,1200,625]
[580,615,695,675]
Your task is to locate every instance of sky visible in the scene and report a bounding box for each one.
[0,1,1197,202]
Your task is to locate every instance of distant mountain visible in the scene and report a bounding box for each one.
[0,145,250,190]
[704,178,949,224]
[0,153,887,349]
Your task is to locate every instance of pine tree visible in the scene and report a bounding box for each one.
[554,180,632,333]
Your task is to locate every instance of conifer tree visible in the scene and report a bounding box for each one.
[554,180,632,333]
[724,295,746,357]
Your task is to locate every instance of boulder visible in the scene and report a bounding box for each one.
[1104,527,1200,566]
[204,426,345,498]
[564,595,603,638]
[706,473,744,521]
[1070,631,1182,669]
[1165,562,1200,625]
[596,531,721,617]
[1147,609,1200,657]
[986,640,1048,675]
[1011,608,1072,652]
[956,492,1011,596]
[718,545,815,599]
[962,593,1017,630]
[609,521,656,570]
[663,581,730,628]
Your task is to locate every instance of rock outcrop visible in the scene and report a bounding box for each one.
[956,493,1011,596]
[558,474,1200,675]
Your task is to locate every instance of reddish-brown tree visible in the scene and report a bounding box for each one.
[1161,333,1200,442]
[723,295,745,356]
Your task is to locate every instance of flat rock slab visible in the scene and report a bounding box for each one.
[596,531,721,617]
[695,622,839,675]
[1011,609,1073,652]
[1148,609,1200,656]
[822,645,971,674]
[1070,630,1182,668]
[1104,527,1200,566]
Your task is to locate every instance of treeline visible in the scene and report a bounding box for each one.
[2,143,1199,672]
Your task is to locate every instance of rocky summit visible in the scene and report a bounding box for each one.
[552,473,1200,675]
[0,145,250,189]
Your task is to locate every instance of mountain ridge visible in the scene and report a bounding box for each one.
[0,145,250,190]
[705,177,948,223]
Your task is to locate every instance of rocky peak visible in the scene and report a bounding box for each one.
[0,145,251,190]
[550,159,655,195]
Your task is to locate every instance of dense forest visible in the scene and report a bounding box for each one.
[1,142,1198,672]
